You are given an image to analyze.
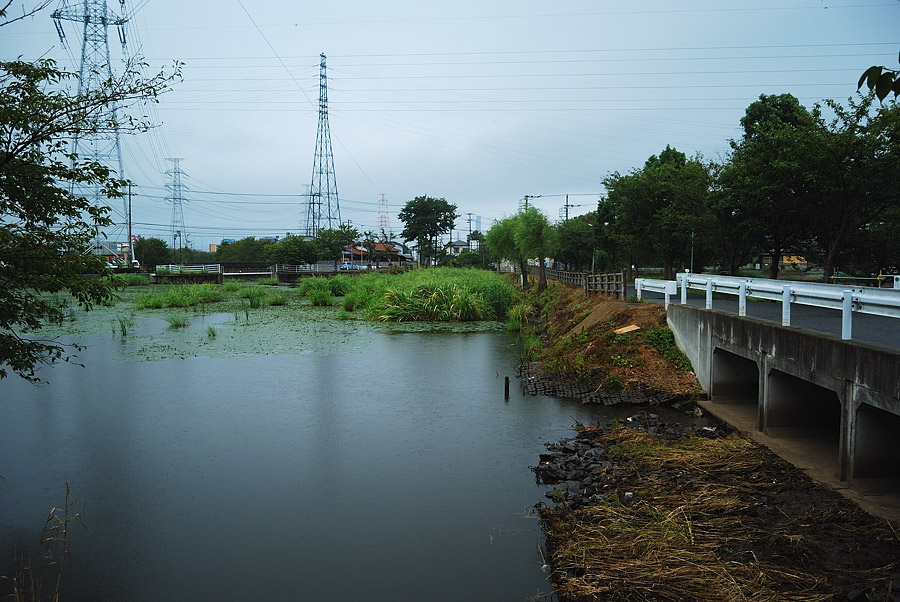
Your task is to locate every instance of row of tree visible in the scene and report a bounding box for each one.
[482,93,899,284]
[133,224,407,268]
[598,93,899,281]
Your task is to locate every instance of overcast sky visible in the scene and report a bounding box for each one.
[3,0,899,249]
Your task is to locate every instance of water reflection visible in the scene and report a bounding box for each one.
[1,330,669,601]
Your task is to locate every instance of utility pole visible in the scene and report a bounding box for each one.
[126,183,133,266]
[563,194,574,221]
[306,53,340,237]
[521,194,541,212]
[53,0,129,259]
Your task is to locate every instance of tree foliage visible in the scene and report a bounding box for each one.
[858,52,900,102]
[266,234,317,265]
[314,223,359,266]
[485,207,557,290]
[133,237,170,269]
[1,52,177,381]
[555,214,597,272]
[214,237,273,262]
[398,196,458,267]
[602,145,711,280]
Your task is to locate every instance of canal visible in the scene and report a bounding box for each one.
[0,320,637,601]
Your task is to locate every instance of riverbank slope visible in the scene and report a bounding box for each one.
[522,284,900,601]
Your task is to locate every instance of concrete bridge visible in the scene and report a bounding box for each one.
[666,301,900,517]
[631,273,900,515]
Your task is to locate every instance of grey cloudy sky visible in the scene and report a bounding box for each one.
[3,0,899,249]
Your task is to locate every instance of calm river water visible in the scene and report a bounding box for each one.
[1,323,641,601]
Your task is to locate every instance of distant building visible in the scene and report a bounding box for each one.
[446,239,470,256]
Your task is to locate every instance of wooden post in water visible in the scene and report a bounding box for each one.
[504,376,510,400]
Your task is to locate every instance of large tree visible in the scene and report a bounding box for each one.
[720,94,817,279]
[513,206,557,291]
[133,237,171,270]
[800,96,900,280]
[603,146,711,280]
[555,213,596,272]
[398,195,458,267]
[1,49,176,381]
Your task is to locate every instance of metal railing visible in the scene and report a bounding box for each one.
[535,268,627,299]
[635,273,900,340]
[154,264,220,273]
[275,264,321,273]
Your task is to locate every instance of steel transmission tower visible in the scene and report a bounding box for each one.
[305,53,340,237]
[53,1,129,249]
[165,158,187,264]
[378,194,390,230]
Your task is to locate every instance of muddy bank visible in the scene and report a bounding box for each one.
[517,283,700,407]
[532,417,900,601]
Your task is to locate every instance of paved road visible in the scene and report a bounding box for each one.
[630,286,900,351]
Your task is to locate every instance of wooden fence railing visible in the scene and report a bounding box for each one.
[529,267,627,299]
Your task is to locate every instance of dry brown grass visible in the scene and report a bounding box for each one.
[542,427,900,601]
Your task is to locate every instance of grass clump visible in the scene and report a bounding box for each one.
[296,277,333,298]
[111,313,135,336]
[358,268,516,322]
[237,286,268,308]
[223,280,244,292]
[328,275,353,296]
[164,314,189,328]
[256,277,279,286]
[265,291,291,306]
[308,289,335,307]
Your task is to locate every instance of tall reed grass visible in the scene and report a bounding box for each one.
[134,284,226,309]
[342,268,517,322]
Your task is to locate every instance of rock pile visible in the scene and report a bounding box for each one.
[532,416,720,509]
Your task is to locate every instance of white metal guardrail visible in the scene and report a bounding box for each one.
[154,264,220,273]
[636,273,900,340]
[634,278,679,308]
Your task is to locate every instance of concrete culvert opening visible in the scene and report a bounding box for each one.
[709,348,760,427]
[765,369,842,476]
[854,403,900,488]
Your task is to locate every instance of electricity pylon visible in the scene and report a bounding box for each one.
[378,194,390,230]
[165,158,186,264]
[53,1,129,256]
[305,53,340,237]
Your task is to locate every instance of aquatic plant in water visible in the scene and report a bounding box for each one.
[164,314,190,328]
